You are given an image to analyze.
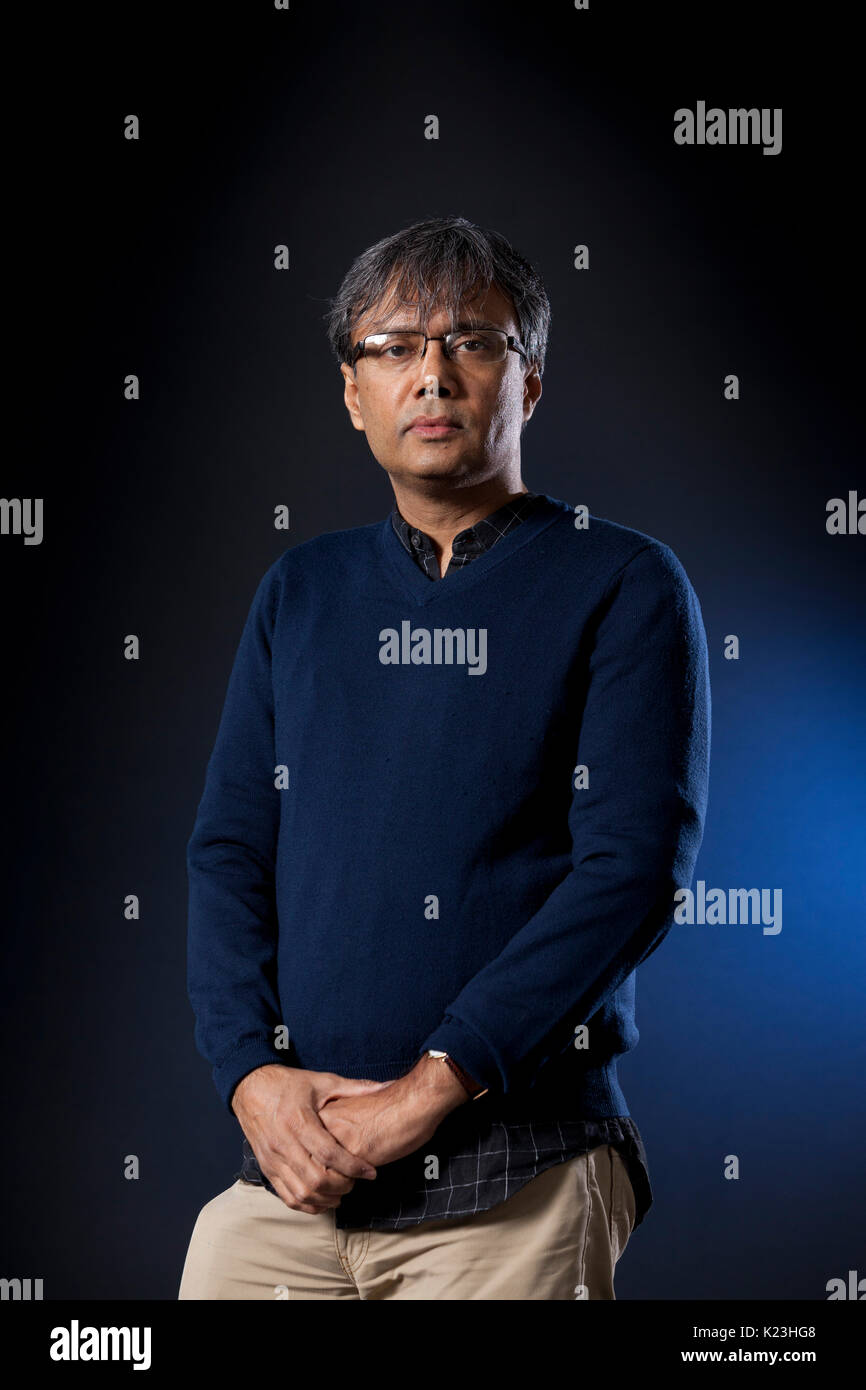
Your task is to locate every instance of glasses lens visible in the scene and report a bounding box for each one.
[359,330,510,368]
[361,332,425,367]
[447,330,507,364]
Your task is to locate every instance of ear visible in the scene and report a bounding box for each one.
[340,362,367,432]
[523,362,542,422]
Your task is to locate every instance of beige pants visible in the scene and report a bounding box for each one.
[178,1144,636,1301]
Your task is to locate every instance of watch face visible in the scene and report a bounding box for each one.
[427,1049,448,1058]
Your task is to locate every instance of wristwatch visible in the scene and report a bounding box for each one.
[425,1049,489,1100]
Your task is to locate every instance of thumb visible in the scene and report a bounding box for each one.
[331,1076,397,1094]
[316,1074,397,1106]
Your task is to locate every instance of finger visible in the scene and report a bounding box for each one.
[265,1165,336,1215]
[248,1134,352,1207]
[297,1110,378,1180]
[287,1147,356,1201]
[318,1075,396,1101]
[285,1147,356,1198]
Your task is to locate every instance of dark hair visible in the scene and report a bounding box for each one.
[323,215,551,376]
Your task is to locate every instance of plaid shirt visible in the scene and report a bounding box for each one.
[239,490,653,1231]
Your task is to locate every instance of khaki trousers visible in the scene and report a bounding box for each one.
[178,1144,636,1301]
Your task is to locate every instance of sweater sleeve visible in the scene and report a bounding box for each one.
[186,562,289,1112]
[419,541,712,1095]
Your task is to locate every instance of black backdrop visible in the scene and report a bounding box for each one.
[3,1,863,1302]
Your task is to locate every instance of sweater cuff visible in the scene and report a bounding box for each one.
[418,1016,500,1095]
[214,1041,292,1114]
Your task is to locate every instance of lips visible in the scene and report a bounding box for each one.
[408,418,461,433]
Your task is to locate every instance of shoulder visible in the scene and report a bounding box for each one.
[253,517,383,604]
[538,495,700,603]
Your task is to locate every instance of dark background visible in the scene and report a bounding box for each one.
[4,1,863,1299]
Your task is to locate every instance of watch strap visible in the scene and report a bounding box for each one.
[426,1049,489,1100]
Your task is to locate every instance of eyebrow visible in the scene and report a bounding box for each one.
[363,318,509,335]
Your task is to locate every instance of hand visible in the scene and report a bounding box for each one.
[231,1064,393,1215]
[316,1054,470,1168]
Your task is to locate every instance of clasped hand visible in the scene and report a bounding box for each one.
[231,1059,467,1215]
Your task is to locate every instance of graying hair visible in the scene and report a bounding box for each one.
[323,215,551,376]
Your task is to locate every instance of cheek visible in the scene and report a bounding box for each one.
[368,383,404,434]
[488,373,522,420]
[484,386,519,436]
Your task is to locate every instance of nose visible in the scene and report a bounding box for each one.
[412,338,456,394]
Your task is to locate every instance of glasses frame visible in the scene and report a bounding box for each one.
[350,327,529,369]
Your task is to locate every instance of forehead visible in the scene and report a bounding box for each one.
[353,279,518,339]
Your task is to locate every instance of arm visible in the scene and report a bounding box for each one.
[417,541,712,1095]
[186,564,387,1208]
[186,564,287,1108]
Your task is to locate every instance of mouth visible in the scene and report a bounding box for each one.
[408,422,461,437]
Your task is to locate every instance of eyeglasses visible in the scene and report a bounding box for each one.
[351,328,528,371]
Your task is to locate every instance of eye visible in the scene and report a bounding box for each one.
[450,331,499,357]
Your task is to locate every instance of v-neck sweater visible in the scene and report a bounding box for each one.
[186,493,711,1118]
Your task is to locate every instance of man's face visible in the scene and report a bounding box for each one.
[340,279,542,489]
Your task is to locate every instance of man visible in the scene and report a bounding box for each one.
[178,215,711,1300]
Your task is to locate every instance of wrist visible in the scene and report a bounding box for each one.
[403,1053,470,1118]
[230,1063,284,1117]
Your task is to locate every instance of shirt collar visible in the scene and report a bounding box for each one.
[389,491,540,579]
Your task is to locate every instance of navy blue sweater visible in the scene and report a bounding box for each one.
[187,494,711,1118]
